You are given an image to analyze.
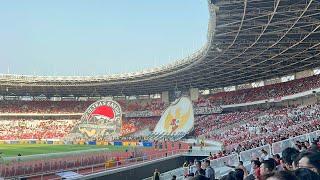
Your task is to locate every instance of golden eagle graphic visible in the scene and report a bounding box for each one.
[164,107,191,133]
[79,128,97,137]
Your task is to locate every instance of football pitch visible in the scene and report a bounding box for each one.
[0,144,129,157]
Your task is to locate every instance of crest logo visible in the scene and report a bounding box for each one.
[75,100,122,140]
[154,97,194,134]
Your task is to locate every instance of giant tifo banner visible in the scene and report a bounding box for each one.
[72,100,122,141]
[153,97,194,134]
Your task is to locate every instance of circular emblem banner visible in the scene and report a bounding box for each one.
[74,100,122,141]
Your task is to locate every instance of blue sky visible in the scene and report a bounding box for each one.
[0,0,209,76]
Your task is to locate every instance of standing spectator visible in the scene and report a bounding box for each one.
[225,161,248,178]
[204,159,215,180]
[183,161,189,177]
[273,154,284,171]
[200,140,204,150]
[222,168,245,180]
[260,159,276,177]
[263,171,298,180]
[281,147,300,171]
[189,144,193,153]
[153,169,160,180]
[293,168,320,180]
[246,160,261,180]
[297,150,320,174]
[194,161,205,176]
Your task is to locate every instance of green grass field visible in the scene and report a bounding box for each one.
[0,144,129,157]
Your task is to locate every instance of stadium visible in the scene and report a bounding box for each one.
[1,0,320,179]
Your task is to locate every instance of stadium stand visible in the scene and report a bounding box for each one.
[0,101,93,114]
[195,104,320,153]
[201,74,320,105]
[0,119,80,140]
[0,99,166,114]
[1,0,320,179]
[121,117,158,136]
[0,74,319,115]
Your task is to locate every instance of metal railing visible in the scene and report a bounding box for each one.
[0,149,189,179]
[152,129,320,180]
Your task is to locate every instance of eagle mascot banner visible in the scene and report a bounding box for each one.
[154,97,194,134]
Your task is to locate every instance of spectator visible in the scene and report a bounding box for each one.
[153,169,160,180]
[225,161,248,178]
[221,168,244,180]
[273,154,283,171]
[246,160,261,180]
[293,168,320,180]
[263,171,298,180]
[297,150,320,174]
[261,149,270,161]
[192,174,208,180]
[194,161,205,176]
[273,154,281,165]
[204,159,215,180]
[281,147,300,171]
[260,159,276,176]
[183,161,188,168]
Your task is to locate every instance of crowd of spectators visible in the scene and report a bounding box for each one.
[0,116,159,140]
[0,98,166,114]
[220,141,320,180]
[194,110,260,136]
[199,74,320,105]
[1,75,320,116]
[0,119,80,140]
[121,117,158,136]
[124,99,166,112]
[174,136,320,180]
[194,104,320,154]
[194,97,216,108]
[0,101,93,114]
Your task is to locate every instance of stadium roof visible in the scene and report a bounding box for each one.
[1,0,320,97]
